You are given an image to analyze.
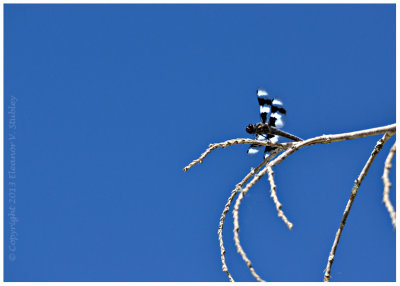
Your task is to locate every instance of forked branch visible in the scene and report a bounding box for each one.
[230,124,397,281]
[184,123,396,282]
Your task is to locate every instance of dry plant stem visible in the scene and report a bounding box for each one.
[266,166,293,229]
[184,123,395,282]
[183,138,293,172]
[232,155,294,243]
[269,123,396,169]
[218,149,282,282]
[231,153,293,282]
[229,124,398,234]
[231,125,395,282]
[382,142,396,229]
[323,132,394,282]
[247,124,398,185]
[184,124,395,172]
[233,189,266,282]
[218,187,236,282]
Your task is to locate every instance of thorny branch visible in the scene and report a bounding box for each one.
[382,142,396,229]
[184,123,396,282]
[323,132,395,282]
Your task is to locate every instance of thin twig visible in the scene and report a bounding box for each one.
[323,132,395,282]
[382,141,396,229]
[233,188,266,282]
[218,149,283,282]
[218,187,237,282]
[266,166,293,229]
[183,139,293,172]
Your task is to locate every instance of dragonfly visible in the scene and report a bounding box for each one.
[246,87,302,158]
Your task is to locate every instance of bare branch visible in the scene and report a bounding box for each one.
[323,132,395,282]
[240,125,399,197]
[382,141,396,229]
[184,124,395,172]
[268,124,396,170]
[229,127,395,282]
[184,123,396,282]
[311,123,395,144]
[220,124,395,282]
[183,139,293,172]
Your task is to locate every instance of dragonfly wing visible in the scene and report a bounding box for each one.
[247,134,267,156]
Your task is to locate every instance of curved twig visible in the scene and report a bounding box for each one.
[233,189,266,282]
[323,132,395,282]
[218,187,237,282]
[266,166,293,229]
[231,153,294,282]
[218,148,283,282]
[382,141,396,229]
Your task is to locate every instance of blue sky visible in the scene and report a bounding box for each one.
[4,4,395,282]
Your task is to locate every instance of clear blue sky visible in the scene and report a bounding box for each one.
[4,4,395,282]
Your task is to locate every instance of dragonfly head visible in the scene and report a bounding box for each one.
[246,124,256,134]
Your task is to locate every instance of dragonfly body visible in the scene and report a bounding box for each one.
[246,87,302,158]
